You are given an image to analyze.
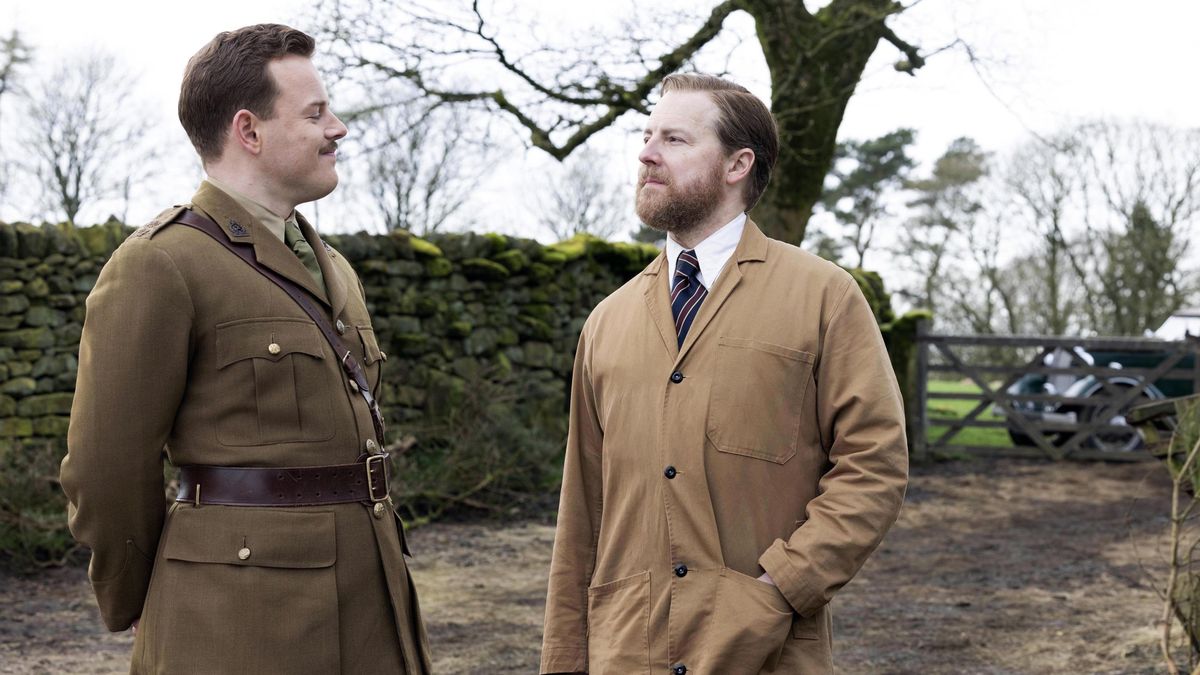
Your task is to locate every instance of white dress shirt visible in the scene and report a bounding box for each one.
[665,212,747,291]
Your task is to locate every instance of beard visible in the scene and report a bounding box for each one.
[635,163,724,236]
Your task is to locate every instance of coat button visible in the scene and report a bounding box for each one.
[674,563,688,578]
[669,371,684,384]
[672,664,687,675]
[380,351,388,362]
[373,502,386,519]
[664,466,677,479]
[237,547,251,561]
[336,319,346,335]
[267,342,281,355]
[348,378,359,392]
[366,439,379,454]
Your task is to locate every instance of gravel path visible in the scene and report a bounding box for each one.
[0,458,1177,674]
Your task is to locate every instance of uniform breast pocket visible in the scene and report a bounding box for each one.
[706,337,815,464]
[214,318,334,446]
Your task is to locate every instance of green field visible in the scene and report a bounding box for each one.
[926,379,1014,448]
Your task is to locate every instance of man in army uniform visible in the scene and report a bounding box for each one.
[60,24,430,674]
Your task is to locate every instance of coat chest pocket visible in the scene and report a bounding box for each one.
[706,337,815,464]
[214,318,335,446]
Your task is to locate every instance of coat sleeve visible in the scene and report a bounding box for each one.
[60,235,194,632]
[758,273,908,616]
[540,326,604,674]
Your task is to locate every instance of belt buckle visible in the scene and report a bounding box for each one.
[365,453,389,503]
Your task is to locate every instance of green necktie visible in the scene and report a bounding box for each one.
[284,217,325,292]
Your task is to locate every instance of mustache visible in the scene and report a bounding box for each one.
[638,168,668,186]
[321,142,339,154]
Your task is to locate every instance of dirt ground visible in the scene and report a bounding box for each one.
[0,458,1182,674]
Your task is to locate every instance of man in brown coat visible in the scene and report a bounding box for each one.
[540,74,909,675]
[60,24,430,674]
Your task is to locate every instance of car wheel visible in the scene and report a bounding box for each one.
[1083,392,1150,453]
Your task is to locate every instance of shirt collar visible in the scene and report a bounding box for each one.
[665,212,747,289]
[204,176,291,243]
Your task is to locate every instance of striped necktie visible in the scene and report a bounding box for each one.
[671,249,707,347]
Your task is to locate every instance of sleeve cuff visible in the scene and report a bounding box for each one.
[759,539,823,617]
[540,644,588,674]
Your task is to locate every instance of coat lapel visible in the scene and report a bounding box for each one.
[641,253,680,358]
[675,219,770,363]
[189,182,331,309]
[297,211,347,321]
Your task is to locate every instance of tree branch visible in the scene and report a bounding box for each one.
[880,25,925,75]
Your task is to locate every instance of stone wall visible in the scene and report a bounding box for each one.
[0,221,659,448]
[0,220,921,567]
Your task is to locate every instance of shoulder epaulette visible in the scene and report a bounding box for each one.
[131,205,188,239]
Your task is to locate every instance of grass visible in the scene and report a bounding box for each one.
[926,379,1014,448]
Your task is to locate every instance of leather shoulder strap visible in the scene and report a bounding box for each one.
[172,208,386,443]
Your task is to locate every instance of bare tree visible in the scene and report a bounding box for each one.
[1002,134,1086,335]
[941,214,1022,336]
[535,147,629,241]
[0,30,34,210]
[317,0,940,244]
[352,96,493,234]
[22,52,155,227]
[1078,120,1200,335]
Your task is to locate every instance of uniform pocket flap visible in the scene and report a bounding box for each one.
[163,506,336,568]
[215,318,326,368]
[357,326,383,365]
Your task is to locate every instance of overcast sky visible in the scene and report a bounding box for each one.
[2,0,1198,248]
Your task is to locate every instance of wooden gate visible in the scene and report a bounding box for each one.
[914,321,1200,460]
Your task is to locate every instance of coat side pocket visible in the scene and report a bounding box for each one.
[587,570,652,675]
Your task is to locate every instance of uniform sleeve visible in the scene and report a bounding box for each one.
[758,274,908,616]
[60,236,194,631]
[540,327,604,674]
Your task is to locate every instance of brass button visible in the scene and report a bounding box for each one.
[238,547,251,561]
[373,502,386,519]
[366,439,378,454]
[268,342,281,355]
[348,378,359,392]
[336,319,346,335]
[380,351,388,362]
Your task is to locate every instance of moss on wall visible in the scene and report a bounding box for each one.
[0,220,918,568]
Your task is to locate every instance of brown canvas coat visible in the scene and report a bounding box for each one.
[60,182,431,674]
[540,221,908,674]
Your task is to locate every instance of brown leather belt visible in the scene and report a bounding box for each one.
[175,455,390,507]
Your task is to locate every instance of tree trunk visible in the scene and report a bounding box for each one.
[741,0,899,244]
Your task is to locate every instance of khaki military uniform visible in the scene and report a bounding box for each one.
[61,181,431,674]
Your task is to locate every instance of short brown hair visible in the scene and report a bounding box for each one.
[179,24,315,163]
[661,73,779,210]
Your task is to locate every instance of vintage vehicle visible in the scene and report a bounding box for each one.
[1004,309,1200,453]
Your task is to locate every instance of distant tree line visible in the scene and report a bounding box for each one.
[0,31,159,228]
[810,121,1200,337]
